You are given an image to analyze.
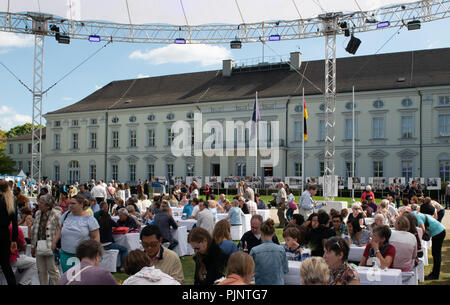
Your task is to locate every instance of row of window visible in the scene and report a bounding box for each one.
[9,143,39,154]
[50,159,449,184]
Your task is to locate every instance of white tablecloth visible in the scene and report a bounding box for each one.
[175,218,197,231]
[348,244,366,262]
[171,207,183,217]
[241,214,252,234]
[171,226,189,256]
[357,266,402,285]
[285,261,403,285]
[113,233,142,252]
[216,213,228,222]
[256,209,270,221]
[364,218,374,225]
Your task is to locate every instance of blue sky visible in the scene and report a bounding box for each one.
[0,17,449,131]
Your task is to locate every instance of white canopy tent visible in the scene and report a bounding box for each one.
[2,0,421,25]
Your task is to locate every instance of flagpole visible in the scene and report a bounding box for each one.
[255,91,258,180]
[352,85,355,202]
[302,87,305,195]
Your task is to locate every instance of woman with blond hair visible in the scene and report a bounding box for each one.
[0,180,18,285]
[212,219,238,255]
[300,257,330,285]
[218,251,255,285]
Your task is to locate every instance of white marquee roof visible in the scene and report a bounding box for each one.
[2,0,420,25]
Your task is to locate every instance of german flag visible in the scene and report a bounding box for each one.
[303,99,308,140]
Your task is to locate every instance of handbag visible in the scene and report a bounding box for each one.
[422,215,431,241]
[36,240,54,256]
[112,227,130,234]
[288,200,298,210]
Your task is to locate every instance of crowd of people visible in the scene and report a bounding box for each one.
[0,177,448,285]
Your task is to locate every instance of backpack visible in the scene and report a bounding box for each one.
[288,200,298,210]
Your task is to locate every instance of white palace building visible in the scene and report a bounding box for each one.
[5,48,450,185]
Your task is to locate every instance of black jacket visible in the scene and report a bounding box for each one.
[307,226,335,257]
[194,241,229,285]
[116,216,139,231]
[153,212,178,243]
[238,231,279,254]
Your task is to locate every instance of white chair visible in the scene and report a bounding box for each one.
[230,225,243,241]
[100,249,119,273]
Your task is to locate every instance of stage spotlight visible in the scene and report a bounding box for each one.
[345,35,361,55]
[56,34,70,44]
[407,20,421,30]
[230,40,242,49]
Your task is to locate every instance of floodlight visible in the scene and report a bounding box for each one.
[230,40,242,49]
[88,35,101,42]
[407,20,421,30]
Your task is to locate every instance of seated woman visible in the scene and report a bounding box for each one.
[218,251,255,285]
[347,218,371,247]
[212,219,238,256]
[300,257,330,285]
[178,193,189,207]
[375,200,394,226]
[368,214,385,233]
[226,199,244,226]
[188,227,229,285]
[306,213,334,257]
[122,250,180,285]
[347,203,365,227]
[282,226,302,261]
[112,198,125,216]
[360,225,396,269]
[390,216,417,272]
[18,207,33,227]
[126,205,142,226]
[168,194,179,208]
[323,237,360,285]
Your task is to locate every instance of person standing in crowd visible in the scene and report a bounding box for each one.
[91,181,106,205]
[96,203,128,271]
[52,195,100,273]
[360,225,396,269]
[255,193,266,209]
[238,214,280,253]
[153,204,179,250]
[323,237,360,285]
[190,182,199,201]
[218,251,255,285]
[413,207,446,280]
[124,183,132,202]
[361,185,375,201]
[406,180,422,200]
[300,257,330,285]
[57,192,70,214]
[212,219,238,256]
[59,240,117,285]
[204,184,210,199]
[276,182,288,228]
[243,183,255,202]
[250,219,288,285]
[140,225,184,284]
[31,194,61,285]
[136,180,144,198]
[117,184,126,203]
[188,227,228,285]
[197,200,215,234]
[78,185,92,202]
[285,188,296,221]
[122,250,180,285]
[445,181,450,210]
[0,180,18,285]
[299,185,326,220]
[105,183,116,213]
[143,180,150,199]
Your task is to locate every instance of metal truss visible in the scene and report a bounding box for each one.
[0,0,448,44]
[321,13,339,201]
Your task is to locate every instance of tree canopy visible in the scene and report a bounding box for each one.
[6,123,43,138]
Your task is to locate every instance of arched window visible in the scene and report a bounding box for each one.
[373,100,384,109]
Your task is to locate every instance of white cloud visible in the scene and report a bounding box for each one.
[0,105,32,131]
[137,73,150,78]
[62,97,74,101]
[129,44,231,67]
[0,32,34,48]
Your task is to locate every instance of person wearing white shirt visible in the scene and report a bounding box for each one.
[197,201,215,234]
[246,199,258,216]
[140,195,152,210]
[387,195,399,218]
[190,188,199,201]
[298,185,326,219]
[91,181,107,204]
[189,198,200,220]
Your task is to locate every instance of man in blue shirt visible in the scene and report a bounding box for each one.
[255,194,266,209]
[299,185,326,219]
[182,200,194,218]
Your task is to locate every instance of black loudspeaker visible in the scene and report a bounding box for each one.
[345,35,361,55]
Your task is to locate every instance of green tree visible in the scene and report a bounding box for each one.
[0,152,16,175]
[6,123,42,138]
[0,129,6,151]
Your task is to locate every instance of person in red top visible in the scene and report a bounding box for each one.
[9,224,37,285]
[361,185,375,202]
[360,225,396,269]
[204,184,210,199]
[57,192,70,214]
